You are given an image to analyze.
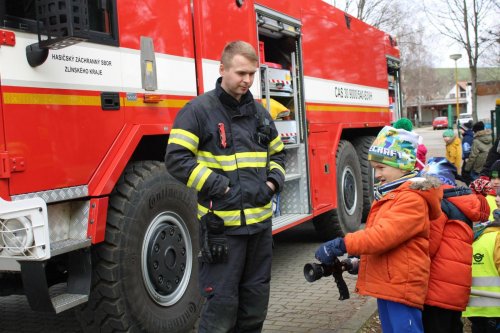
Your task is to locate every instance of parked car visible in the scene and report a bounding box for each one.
[432,116,449,130]
[458,113,473,127]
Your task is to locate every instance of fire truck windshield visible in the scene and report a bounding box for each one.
[2,1,36,31]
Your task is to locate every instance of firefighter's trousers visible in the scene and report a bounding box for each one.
[198,226,273,333]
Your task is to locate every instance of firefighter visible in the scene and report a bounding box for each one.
[165,41,286,332]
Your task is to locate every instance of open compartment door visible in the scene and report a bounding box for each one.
[255,5,312,231]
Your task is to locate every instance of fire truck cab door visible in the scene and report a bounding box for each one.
[192,0,259,94]
[0,2,124,197]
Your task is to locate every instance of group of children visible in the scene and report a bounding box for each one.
[443,120,493,184]
[314,120,500,333]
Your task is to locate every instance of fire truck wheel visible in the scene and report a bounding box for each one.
[76,161,201,333]
[333,140,363,235]
[312,210,342,240]
[312,141,363,239]
[353,136,375,223]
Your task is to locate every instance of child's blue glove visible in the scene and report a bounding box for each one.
[315,237,346,265]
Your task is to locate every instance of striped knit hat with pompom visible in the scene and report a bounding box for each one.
[368,126,419,171]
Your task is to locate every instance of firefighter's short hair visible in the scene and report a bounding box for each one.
[221,41,259,67]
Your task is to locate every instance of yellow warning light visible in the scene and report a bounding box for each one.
[145,61,154,74]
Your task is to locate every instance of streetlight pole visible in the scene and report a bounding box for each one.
[450,54,462,129]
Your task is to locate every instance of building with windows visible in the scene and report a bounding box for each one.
[406,80,500,126]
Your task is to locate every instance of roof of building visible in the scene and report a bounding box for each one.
[477,81,500,96]
[458,81,468,90]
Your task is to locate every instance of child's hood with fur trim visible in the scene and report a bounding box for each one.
[407,176,444,220]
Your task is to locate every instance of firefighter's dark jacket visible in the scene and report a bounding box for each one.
[166,78,286,229]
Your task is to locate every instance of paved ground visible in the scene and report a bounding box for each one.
[0,126,445,333]
[263,223,377,333]
[0,291,80,333]
[415,125,449,159]
[0,222,375,333]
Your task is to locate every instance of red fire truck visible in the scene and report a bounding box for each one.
[0,0,402,331]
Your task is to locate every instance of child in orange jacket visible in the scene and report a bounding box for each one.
[419,157,490,333]
[315,126,443,333]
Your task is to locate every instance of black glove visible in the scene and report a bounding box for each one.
[200,211,228,263]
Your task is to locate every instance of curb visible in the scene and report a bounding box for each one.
[336,297,377,333]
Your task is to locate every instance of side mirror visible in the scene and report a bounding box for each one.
[26,43,49,67]
[26,0,89,67]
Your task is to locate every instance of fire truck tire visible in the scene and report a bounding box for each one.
[312,210,342,241]
[352,136,375,223]
[312,140,363,239]
[76,161,201,333]
[333,140,363,235]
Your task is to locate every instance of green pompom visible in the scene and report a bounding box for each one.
[443,129,455,137]
[393,118,413,131]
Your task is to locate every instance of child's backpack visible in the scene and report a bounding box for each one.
[426,186,481,310]
[441,187,473,228]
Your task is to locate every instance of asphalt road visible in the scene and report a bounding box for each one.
[414,125,451,158]
[0,126,447,333]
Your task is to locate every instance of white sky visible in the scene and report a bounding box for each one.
[321,0,494,68]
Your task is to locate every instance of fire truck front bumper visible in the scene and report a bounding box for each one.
[0,197,50,271]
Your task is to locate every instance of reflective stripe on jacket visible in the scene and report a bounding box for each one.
[165,79,286,229]
[463,231,500,317]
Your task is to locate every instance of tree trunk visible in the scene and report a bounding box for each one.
[470,66,478,120]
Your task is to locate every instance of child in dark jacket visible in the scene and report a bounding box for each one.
[460,121,474,184]
[418,157,490,333]
[315,126,443,333]
[460,121,474,160]
[465,121,493,181]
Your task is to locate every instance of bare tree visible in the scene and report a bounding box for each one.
[398,22,446,121]
[339,1,440,121]
[423,0,499,121]
[343,0,399,30]
[482,26,500,67]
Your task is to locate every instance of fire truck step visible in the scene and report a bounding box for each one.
[20,245,91,313]
[272,213,311,231]
[52,293,88,314]
[51,238,91,256]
